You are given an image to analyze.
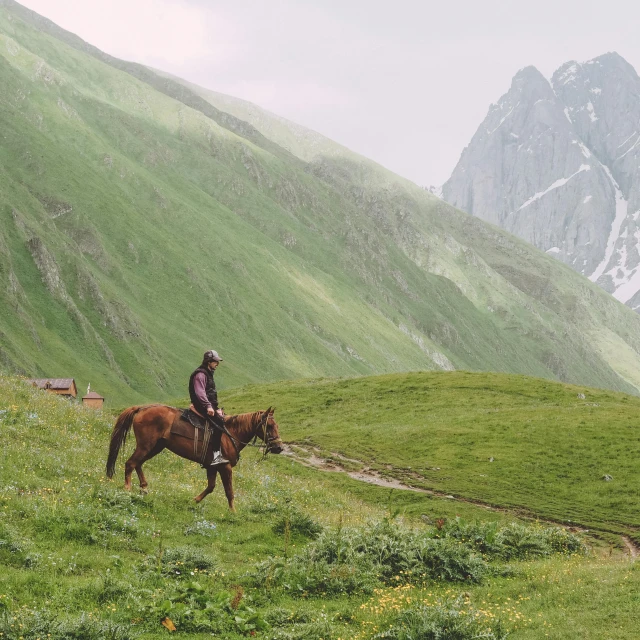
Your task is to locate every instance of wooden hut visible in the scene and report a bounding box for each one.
[29,378,77,398]
[82,391,105,410]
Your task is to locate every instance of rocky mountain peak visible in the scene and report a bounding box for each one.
[552,53,640,164]
[444,53,640,311]
[592,51,637,73]
[512,65,551,89]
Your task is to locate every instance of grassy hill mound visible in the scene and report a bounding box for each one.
[221,370,640,542]
[2,1,640,401]
[3,374,640,638]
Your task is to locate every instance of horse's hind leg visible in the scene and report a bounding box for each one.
[135,442,165,493]
[195,467,218,503]
[125,441,164,491]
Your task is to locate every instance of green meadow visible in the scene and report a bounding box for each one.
[220,371,640,544]
[2,373,640,639]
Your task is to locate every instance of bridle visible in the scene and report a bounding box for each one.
[254,411,283,459]
[217,411,282,460]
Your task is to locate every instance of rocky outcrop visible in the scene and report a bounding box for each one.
[443,53,640,311]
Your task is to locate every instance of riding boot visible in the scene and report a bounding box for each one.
[209,450,229,466]
[208,415,229,466]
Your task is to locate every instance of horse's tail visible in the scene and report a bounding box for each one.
[106,406,142,478]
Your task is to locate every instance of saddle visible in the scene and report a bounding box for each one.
[170,407,214,464]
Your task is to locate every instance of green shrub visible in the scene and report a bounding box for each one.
[0,610,136,640]
[273,507,323,539]
[253,520,488,596]
[139,545,217,577]
[371,597,509,639]
[255,554,379,596]
[435,517,586,560]
[265,608,314,625]
[436,518,503,556]
[544,526,587,554]
[92,487,152,512]
[142,581,269,634]
[254,518,586,598]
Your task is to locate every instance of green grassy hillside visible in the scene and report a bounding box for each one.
[220,370,640,543]
[2,1,640,403]
[2,375,640,639]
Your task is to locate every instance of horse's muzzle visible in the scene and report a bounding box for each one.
[268,443,284,454]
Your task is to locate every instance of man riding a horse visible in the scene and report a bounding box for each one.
[189,349,228,467]
[107,365,284,508]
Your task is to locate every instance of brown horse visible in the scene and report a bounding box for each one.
[106,405,283,510]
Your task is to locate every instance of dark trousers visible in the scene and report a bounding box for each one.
[207,414,224,450]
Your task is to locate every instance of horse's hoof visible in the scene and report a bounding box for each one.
[194,496,201,503]
[140,487,148,495]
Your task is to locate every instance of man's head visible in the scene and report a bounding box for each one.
[202,349,223,370]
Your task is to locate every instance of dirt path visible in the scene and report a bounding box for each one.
[622,536,639,559]
[284,444,521,513]
[283,444,640,559]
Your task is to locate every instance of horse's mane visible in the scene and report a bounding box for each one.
[224,411,262,442]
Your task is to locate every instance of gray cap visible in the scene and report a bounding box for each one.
[203,350,223,362]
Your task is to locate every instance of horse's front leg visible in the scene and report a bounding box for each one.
[194,467,218,503]
[219,465,235,511]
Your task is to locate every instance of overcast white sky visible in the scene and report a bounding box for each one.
[17,0,640,186]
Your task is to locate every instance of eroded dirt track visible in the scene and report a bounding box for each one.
[283,444,640,559]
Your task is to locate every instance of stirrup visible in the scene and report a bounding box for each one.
[209,451,229,466]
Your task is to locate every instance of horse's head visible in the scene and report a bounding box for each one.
[258,407,283,454]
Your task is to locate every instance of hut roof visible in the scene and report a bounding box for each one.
[82,391,104,399]
[29,378,76,390]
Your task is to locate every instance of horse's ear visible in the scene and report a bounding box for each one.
[269,407,275,415]
[264,406,272,415]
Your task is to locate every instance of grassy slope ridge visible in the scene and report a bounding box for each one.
[221,370,640,542]
[2,375,640,639]
[2,1,640,403]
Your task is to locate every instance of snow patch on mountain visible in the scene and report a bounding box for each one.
[487,102,519,135]
[515,165,591,212]
[578,142,592,158]
[617,131,637,149]
[589,164,628,283]
[607,242,640,303]
[617,134,640,160]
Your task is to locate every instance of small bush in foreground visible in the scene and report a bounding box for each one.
[140,545,217,578]
[436,517,586,560]
[273,506,323,539]
[370,600,509,640]
[142,581,269,634]
[359,589,509,640]
[0,610,135,640]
